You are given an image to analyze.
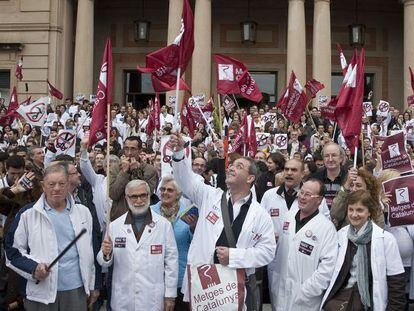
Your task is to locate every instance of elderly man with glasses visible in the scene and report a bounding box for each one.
[270,178,338,311]
[98,179,178,311]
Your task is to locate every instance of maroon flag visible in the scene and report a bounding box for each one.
[15,57,23,81]
[180,97,196,138]
[146,96,161,136]
[336,43,348,76]
[47,80,63,100]
[320,97,337,121]
[188,96,214,124]
[248,118,257,157]
[0,87,18,126]
[151,75,190,93]
[382,175,414,227]
[275,71,308,123]
[229,113,248,154]
[305,79,325,98]
[410,66,414,92]
[380,132,413,174]
[334,48,365,152]
[214,54,263,103]
[137,0,194,88]
[88,38,113,147]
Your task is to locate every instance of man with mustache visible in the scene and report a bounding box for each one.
[98,180,178,311]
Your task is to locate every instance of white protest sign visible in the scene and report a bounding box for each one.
[274,134,288,150]
[160,135,191,177]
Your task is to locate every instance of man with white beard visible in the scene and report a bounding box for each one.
[97,180,178,311]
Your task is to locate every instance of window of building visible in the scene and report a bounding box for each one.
[0,70,10,106]
[124,70,165,109]
[331,72,374,101]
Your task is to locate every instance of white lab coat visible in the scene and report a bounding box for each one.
[97,210,178,311]
[171,151,276,301]
[321,223,405,311]
[272,210,338,311]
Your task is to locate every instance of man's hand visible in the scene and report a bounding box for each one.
[87,289,100,309]
[216,246,230,265]
[129,157,139,171]
[33,263,49,281]
[120,156,130,173]
[164,297,175,311]
[80,135,89,151]
[101,235,112,259]
[11,172,35,194]
[214,139,225,158]
[169,132,185,152]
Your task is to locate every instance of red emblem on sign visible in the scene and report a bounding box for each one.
[150,245,163,254]
[26,103,46,122]
[197,265,221,290]
[206,211,219,224]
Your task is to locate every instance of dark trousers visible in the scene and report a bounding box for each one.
[174,288,189,311]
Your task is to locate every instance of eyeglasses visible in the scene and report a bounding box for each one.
[127,193,149,201]
[298,190,320,199]
[160,187,176,194]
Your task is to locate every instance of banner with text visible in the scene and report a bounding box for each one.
[188,264,245,311]
[380,132,413,173]
[382,175,414,227]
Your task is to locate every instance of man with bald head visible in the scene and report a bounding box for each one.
[311,142,347,209]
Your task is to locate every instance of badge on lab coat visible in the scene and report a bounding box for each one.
[115,237,126,248]
[206,211,219,224]
[298,241,314,256]
[150,245,163,254]
[283,221,290,231]
[270,209,279,217]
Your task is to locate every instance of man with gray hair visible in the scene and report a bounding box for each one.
[98,179,178,311]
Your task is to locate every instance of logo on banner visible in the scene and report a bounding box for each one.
[26,103,46,123]
[197,265,222,290]
[55,132,75,152]
[218,64,234,81]
[388,143,401,158]
[275,134,288,149]
[318,95,328,106]
[379,101,388,112]
[396,187,409,204]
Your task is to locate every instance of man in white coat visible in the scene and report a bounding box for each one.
[97,179,178,311]
[271,178,338,311]
[169,133,276,307]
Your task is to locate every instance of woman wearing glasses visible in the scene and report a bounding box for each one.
[321,190,406,310]
[152,175,196,311]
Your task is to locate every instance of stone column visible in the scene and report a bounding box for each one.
[403,0,414,107]
[166,0,184,106]
[191,0,211,98]
[73,0,94,97]
[312,0,331,106]
[287,0,306,85]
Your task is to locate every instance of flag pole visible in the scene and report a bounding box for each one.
[105,102,111,236]
[333,122,338,140]
[195,101,218,141]
[173,67,181,131]
[305,99,317,130]
[360,133,365,167]
[217,94,223,137]
[232,94,240,110]
[353,146,358,168]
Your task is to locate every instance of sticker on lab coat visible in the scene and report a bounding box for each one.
[115,237,126,248]
[270,209,279,217]
[283,221,290,231]
[299,241,314,256]
[150,245,163,254]
[206,211,219,224]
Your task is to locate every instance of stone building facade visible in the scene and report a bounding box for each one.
[0,0,413,110]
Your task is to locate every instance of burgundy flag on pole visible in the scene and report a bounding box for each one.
[214,54,263,103]
[146,96,161,136]
[88,38,113,147]
[229,113,248,154]
[47,80,64,100]
[150,75,190,93]
[336,43,348,76]
[15,57,23,81]
[188,96,214,124]
[180,97,196,138]
[137,0,194,88]
[0,87,18,126]
[305,79,325,98]
[334,48,365,152]
[275,71,308,123]
[248,118,257,157]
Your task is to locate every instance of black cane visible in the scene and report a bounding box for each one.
[35,228,87,284]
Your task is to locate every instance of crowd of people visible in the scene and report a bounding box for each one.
[0,96,413,311]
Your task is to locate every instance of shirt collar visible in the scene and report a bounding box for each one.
[43,197,71,212]
[226,191,251,206]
